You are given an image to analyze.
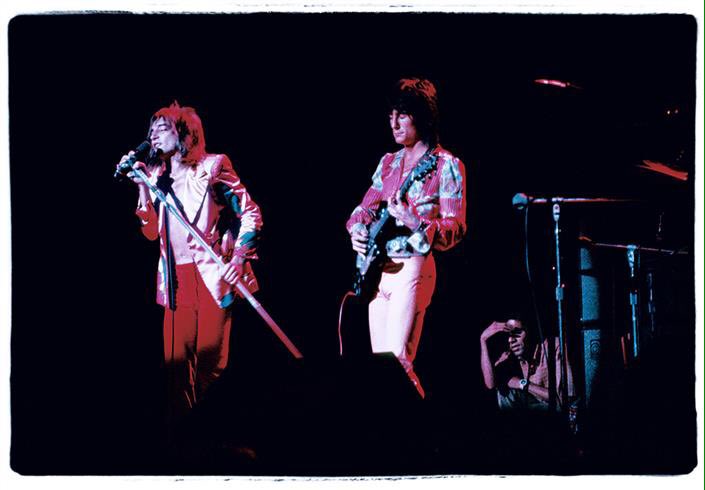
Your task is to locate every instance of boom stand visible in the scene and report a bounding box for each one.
[583,239,689,359]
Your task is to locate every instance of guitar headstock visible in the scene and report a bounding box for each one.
[411,154,438,182]
[399,151,438,197]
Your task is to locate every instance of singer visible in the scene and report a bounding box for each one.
[117,101,263,430]
[346,78,467,398]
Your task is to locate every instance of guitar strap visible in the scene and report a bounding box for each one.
[395,145,437,200]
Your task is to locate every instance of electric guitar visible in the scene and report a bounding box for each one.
[352,151,438,297]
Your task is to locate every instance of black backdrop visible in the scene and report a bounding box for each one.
[8,13,697,475]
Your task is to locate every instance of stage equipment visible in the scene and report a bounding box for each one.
[533,78,583,90]
[513,194,639,410]
[579,241,601,409]
[579,236,688,360]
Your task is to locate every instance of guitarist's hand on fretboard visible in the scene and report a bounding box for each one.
[388,190,421,230]
[350,226,370,256]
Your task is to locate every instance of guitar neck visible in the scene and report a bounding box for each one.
[398,171,417,199]
[399,149,433,198]
[369,208,390,237]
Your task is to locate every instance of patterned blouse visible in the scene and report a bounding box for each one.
[346,145,467,257]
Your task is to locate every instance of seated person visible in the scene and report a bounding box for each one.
[480,319,574,411]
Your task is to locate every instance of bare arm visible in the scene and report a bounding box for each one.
[480,339,496,390]
[480,321,511,390]
[528,382,550,403]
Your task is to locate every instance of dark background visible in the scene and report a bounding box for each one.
[9,13,697,475]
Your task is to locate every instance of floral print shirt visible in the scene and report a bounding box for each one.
[346,145,467,257]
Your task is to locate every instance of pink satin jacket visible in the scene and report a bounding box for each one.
[135,153,263,309]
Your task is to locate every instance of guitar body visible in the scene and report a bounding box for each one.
[353,204,390,297]
[353,248,384,300]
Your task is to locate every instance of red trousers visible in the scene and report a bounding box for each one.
[163,263,231,422]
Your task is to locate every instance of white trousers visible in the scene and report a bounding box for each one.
[368,254,436,398]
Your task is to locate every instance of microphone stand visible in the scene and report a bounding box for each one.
[552,202,569,411]
[579,238,688,361]
[513,194,639,413]
[577,238,688,256]
[126,163,303,360]
[626,245,640,359]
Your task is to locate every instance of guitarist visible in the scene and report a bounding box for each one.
[346,78,467,399]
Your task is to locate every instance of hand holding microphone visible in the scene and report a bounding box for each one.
[116,155,148,186]
[113,140,153,180]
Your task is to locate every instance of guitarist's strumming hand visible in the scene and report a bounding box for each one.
[351,226,369,257]
[388,190,421,230]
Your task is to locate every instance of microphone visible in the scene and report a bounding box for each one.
[512,193,554,209]
[512,192,531,210]
[114,141,153,179]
